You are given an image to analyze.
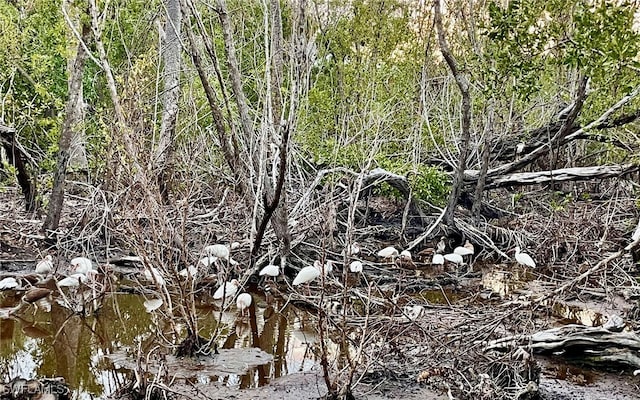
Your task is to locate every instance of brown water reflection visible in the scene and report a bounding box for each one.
[0,290,320,398]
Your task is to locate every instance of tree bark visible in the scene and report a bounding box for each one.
[472,103,493,224]
[43,20,89,235]
[483,164,640,189]
[155,0,182,204]
[263,0,291,256]
[433,0,472,227]
[0,124,37,212]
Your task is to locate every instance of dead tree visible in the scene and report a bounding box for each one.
[43,15,90,234]
[154,0,182,204]
[433,0,472,227]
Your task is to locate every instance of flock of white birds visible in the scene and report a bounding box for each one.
[0,237,542,317]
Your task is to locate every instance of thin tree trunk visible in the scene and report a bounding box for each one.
[155,0,182,204]
[264,0,291,256]
[182,6,249,198]
[433,0,472,227]
[472,103,493,225]
[217,0,255,154]
[43,20,89,235]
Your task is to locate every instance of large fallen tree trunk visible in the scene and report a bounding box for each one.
[479,164,640,189]
[485,324,640,369]
[489,109,640,163]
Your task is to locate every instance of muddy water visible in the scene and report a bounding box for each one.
[1,264,635,400]
[0,290,318,398]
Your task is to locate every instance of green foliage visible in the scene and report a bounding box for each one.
[376,158,450,207]
[297,0,425,169]
[550,191,573,211]
[0,0,68,168]
[482,0,640,108]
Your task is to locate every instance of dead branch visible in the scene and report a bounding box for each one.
[483,164,640,189]
[486,324,640,369]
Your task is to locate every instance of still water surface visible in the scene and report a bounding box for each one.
[0,290,318,399]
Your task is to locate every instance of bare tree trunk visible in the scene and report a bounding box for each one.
[43,19,89,235]
[472,103,493,225]
[217,0,255,155]
[155,0,182,204]
[434,0,472,227]
[263,0,291,256]
[0,124,37,212]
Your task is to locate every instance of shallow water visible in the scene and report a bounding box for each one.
[0,288,319,399]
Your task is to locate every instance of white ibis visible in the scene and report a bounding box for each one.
[464,240,475,254]
[293,265,320,286]
[443,253,464,265]
[57,273,88,287]
[515,247,536,268]
[236,293,252,315]
[144,298,163,313]
[0,277,19,290]
[454,242,474,257]
[400,250,412,261]
[70,257,93,275]
[259,264,280,277]
[35,255,54,275]
[144,267,166,286]
[314,260,333,276]
[213,279,240,300]
[349,260,363,273]
[199,256,217,267]
[178,265,198,279]
[204,242,240,260]
[343,242,361,257]
[632,220,640,242]
[377,246,399,260]
[431,253,445,265]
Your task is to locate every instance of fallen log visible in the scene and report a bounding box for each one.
[485,324,640,369]
[472,164,640,190]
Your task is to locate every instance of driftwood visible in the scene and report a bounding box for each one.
[485,324,640,369]
[482,164,640,189]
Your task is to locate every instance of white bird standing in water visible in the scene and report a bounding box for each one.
[515,247,536,268]
[36,255,54,275]
[236,292,252,316]
[213,279,240,300]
